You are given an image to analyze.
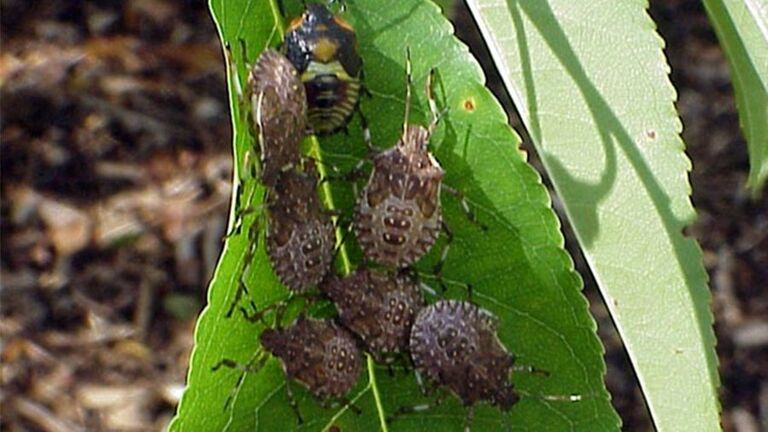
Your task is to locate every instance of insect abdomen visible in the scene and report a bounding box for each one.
[302,61,360,135]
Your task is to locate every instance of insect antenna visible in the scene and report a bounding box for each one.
[403,47,413,138]
[426,67,440,135]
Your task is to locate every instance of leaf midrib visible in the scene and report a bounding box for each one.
[256,1,388,429]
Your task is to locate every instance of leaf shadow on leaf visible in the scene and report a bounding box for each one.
[350,2,423,48]
[508,1,616,249]
[508,0,717,412]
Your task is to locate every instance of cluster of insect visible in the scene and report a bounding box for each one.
[215,3,580,430]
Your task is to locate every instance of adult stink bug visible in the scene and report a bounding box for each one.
[282,3,365,136]
[320,266,424,361]
[213,315,363,424]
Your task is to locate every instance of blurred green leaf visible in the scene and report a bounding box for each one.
[465,0,720,430]
[170,0,619,430]
[704,0,768,195]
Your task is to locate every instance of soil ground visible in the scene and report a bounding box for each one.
[1,1,766,431]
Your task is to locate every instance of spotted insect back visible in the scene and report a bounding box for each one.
[247,49,307,186]
[409,299,520,410]
[354,125,444,268]
[320,267,424,359]
[282,4,363,135]
[265,168,335,292]
[260,315,363,399]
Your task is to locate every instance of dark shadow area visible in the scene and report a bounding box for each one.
[508,3,618,247]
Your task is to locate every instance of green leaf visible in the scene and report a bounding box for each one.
[703,0,768,195]
[432,0,456,16]
[170,0,619,430]
[465,0,720,430]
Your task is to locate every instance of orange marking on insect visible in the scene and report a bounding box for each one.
[333,16,355,32]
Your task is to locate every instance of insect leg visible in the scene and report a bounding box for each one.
[226,206,263,318]
[442,184,487,231]
[318,154,369,185]
[224,41,268,238]
[223,42,256,238]
[303,155,344,180]
[462,406,475,432]
[330,0,347,13]
[502,409,512,432]
[238,300,283,324]
[379,353,414,377]
[285,379,304,424]
[357,105,376,155]
[409,368,442,401]
[432,221,452,291]
[386,391,448,425]
[225,172,262,238]
[320,396,362,415]
[239,291,323,325]
[430,221,473,299]
[211,352,268,374]
[516,389,583,402]
[508,351,551,376]
[511,363,551,377]
[212,351,269,410]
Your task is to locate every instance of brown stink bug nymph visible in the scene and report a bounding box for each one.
[266,164,335,293]
[319,267,424,361]
[353,50,485,273]
[246,48,307,186]
[213,315,363,424]
[353,54,445,269]
[225,44,307,189]
[390,300,580,429]
[225,163,334,319]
